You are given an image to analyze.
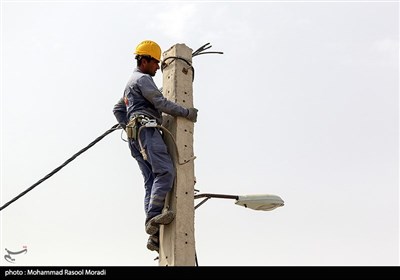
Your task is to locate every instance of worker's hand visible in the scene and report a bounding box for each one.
[186,108,198,122]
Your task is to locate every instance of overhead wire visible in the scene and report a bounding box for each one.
[0,124,121,211]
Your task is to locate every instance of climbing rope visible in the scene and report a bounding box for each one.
[0,124,122,212]
[136,123,196,166]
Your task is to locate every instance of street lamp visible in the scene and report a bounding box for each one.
[193,192,284,266]
[194,192,284,211]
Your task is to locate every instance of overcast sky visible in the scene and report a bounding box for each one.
[1,1,398,266]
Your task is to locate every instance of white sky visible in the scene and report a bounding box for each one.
[1,0,398,266]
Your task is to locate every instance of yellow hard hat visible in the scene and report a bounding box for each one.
[134,40,161,62]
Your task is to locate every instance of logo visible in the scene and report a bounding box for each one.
[4,246,28,263]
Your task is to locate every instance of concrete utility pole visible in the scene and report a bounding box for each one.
[159,44,196,266]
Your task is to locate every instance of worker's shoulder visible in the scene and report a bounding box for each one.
[130,70,151,82]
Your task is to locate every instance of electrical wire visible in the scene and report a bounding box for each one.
[0,124,121,211]
[161,42,223,82]
[161,56,195,81]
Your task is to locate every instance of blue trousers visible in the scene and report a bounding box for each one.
[128,127,175,224]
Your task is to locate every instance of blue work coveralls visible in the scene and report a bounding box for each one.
[113,68,189,224]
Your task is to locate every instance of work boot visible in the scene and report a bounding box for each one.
[147,234,159,252]
[145,210,175,235]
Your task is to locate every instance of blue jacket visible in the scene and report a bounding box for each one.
[113,68,189,126]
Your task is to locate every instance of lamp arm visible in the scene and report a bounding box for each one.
[194,193,239,200]
[194,193,239,210]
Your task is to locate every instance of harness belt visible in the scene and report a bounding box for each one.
[126,114,196,165]
[126,114,157,141]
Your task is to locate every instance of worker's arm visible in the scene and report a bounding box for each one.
[139,76,190,118]
[113,97,128,129]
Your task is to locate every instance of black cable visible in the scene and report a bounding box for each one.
[160,42,223,82]
[161,56,195,81]
[0,124,121,212]
[193,51,224,57]
[192,42,223,57]
[192,42,212,57]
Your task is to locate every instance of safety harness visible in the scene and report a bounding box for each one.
[126,115,195,165]
[126,114,153,141]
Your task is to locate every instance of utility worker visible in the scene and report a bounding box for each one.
[113,40,198,252]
